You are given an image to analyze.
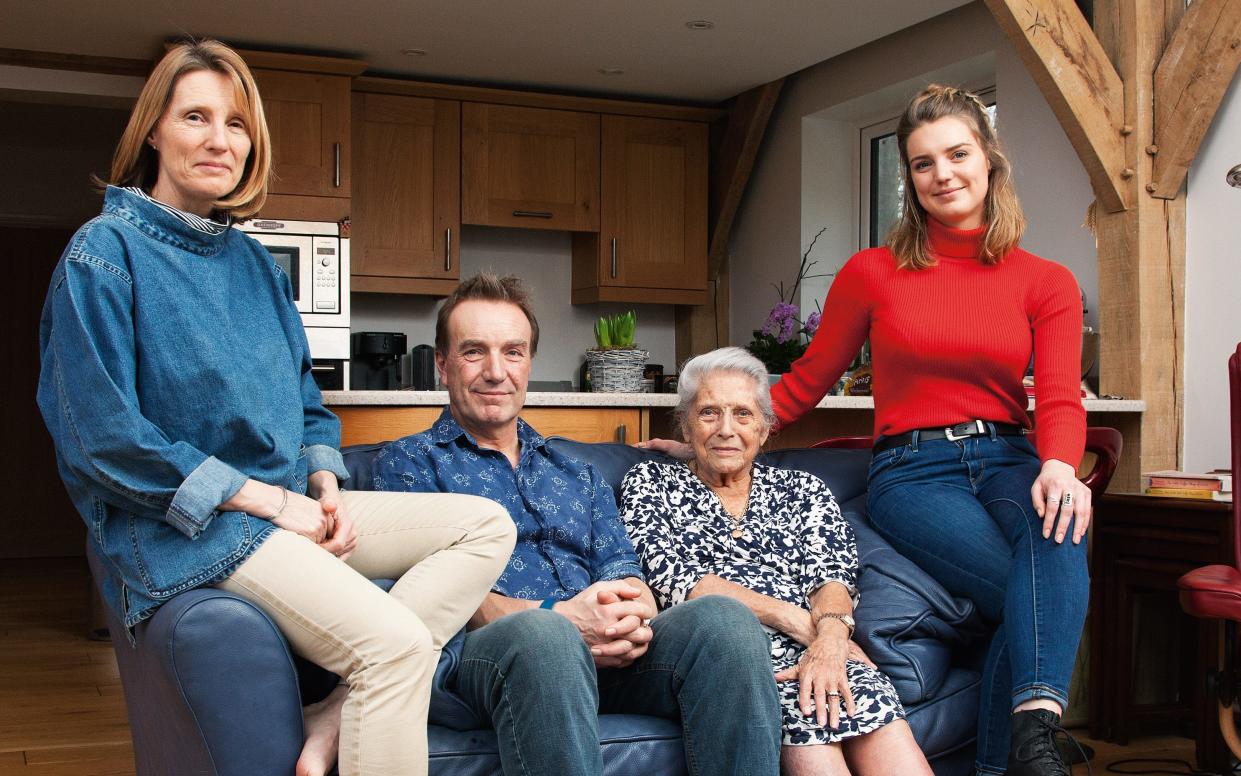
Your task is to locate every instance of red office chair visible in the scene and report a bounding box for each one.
[1177,342,1241,760]
[813,427,1124,500]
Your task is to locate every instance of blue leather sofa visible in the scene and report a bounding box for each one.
[90,439,987,776]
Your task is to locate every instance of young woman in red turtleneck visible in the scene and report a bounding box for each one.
[770,86,1089,776]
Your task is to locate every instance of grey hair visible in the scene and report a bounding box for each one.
[674,347,776,437]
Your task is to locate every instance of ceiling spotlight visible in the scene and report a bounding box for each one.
[685,20,714,30]
[401,48,428,56]
[599,67,625,75]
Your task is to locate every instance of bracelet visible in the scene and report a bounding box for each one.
[540,598,557,610]
[815,611,855,639]
[270,486,288,521]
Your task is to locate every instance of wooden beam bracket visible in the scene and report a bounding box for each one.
[1150,0,1241,199]
[985,0,1131,212]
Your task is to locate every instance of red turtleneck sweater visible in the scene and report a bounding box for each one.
[770,220,1085,466]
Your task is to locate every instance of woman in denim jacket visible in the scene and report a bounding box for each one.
[37,40,514,776]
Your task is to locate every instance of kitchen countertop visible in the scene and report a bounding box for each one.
[322,391,1146,412]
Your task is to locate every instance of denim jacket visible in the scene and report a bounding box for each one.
[37,187,349,629]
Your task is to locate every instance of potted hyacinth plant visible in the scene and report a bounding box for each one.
[586,311,648,392]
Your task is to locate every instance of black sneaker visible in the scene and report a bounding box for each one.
[1008,709,1090,776]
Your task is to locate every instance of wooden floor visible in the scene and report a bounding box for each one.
[0,557,1215,775]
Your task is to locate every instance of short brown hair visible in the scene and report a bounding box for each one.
[435,272,540,355]
[887,84,1026,269]
[106,39,271,218]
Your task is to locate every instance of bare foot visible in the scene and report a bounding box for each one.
[296,684,347,776]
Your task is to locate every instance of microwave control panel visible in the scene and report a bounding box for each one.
[311,236,340,313]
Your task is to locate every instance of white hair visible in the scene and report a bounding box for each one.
[675,347,776,436]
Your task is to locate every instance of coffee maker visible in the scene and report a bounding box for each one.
[350,332,407,390]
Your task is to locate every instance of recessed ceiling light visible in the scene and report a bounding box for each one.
[685,20,714,30]
[599,67,625,75]
[401,48,428,56]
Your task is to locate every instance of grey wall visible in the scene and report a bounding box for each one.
[351,225,677,386]
[1184,71,1241,472]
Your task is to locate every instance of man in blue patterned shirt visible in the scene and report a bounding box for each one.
[373,273,781,775]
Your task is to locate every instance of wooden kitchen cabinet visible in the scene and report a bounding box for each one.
[462,103,600,232]
[572,115,708,305]
[350,92,461,296]
[244,52,366,222]
[333,405,643,447]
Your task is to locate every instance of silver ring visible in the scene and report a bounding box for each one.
[1062,493,1073,505]
[827,691,842,697]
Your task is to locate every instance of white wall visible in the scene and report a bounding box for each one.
[351,225,677,386]
[1183,71,1241,472]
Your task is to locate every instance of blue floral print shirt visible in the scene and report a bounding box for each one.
[372,408,643,600]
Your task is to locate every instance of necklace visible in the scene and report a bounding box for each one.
[725,503,748,540]
[691,461,751,540]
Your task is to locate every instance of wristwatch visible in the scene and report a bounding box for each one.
[816,612,855,638]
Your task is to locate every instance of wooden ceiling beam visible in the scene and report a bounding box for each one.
[1149,0,1241,199]
[707,77,785,281]
[984,0,1131,212]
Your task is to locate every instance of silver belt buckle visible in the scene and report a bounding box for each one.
[944,420,986,442]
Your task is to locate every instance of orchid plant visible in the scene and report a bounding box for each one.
[746,228,832,375]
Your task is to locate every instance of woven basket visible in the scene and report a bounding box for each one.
[586,348,648,392]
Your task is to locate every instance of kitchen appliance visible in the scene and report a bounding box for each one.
[403,344,438,390]
[235,218,351,390]
[351,332,407,390]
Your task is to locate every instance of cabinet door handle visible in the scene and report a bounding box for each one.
[615,424,627,444]
[445,227,452,272]
[610,238,618,279]
[333,143,341,188]
[512,210,553,219]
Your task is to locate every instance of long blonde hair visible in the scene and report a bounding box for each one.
[106,39,271,218]
[886,84,1025,269]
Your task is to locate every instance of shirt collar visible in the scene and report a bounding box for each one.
[428,406,546,453]
[103,186,229,256]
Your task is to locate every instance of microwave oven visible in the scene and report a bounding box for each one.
[236,218,351,383]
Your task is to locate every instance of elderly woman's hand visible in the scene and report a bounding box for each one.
[775,624,854,730]
[1031,458,1091,544]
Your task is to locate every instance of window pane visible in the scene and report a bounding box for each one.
[869,132,902,247]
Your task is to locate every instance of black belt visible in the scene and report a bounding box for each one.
[872,421,1026,454]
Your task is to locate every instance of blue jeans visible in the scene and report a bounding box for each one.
[866,432,1089,775]
[455,595,782,776]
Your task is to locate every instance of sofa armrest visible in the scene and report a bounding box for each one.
[117,587,304,776]
[848,513,986,705]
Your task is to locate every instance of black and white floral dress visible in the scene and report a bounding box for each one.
[620,459,904,746]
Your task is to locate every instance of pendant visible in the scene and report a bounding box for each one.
[731,528,745,539]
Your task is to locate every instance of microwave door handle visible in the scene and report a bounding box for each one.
[310,365,338,372]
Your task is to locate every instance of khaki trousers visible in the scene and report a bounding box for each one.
[217,490,515,776]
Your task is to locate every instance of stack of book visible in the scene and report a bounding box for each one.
[1142,470,1233,502]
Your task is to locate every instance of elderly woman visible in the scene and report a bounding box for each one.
[36,40,513,776]
[620,347,931,776]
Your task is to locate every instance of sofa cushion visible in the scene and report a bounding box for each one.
[428,714,686,776]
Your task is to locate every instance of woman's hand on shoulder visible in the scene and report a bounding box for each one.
[1031,458,1091,545]
[635,438,694,460]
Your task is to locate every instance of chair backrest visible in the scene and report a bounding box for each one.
[1231,343,1241,568]
[811,426,1124,497]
